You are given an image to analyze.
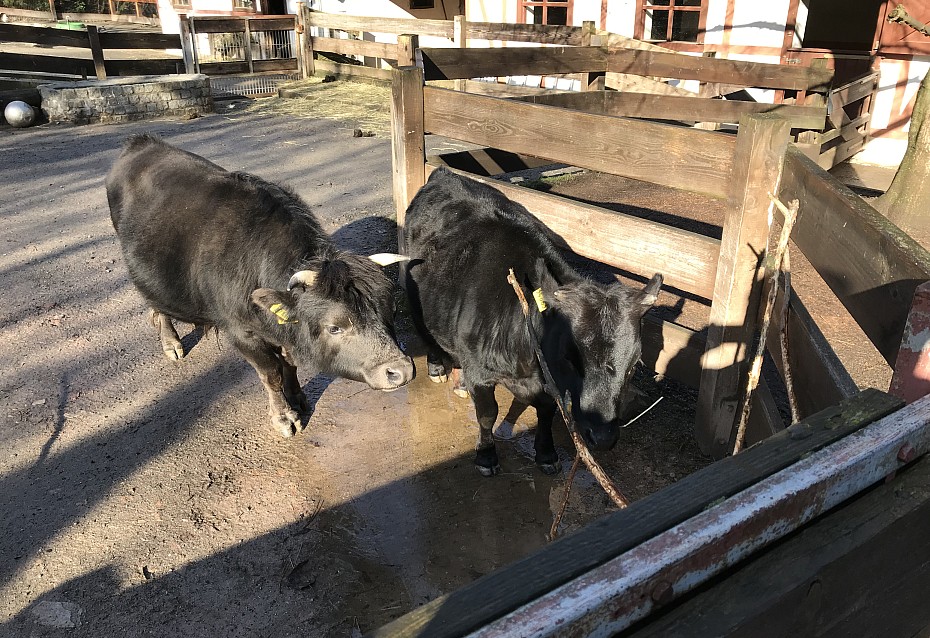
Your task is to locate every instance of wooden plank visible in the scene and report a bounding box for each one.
[369,389,902,638]
[817,112,869,145]
[766,290,858,421]
[423,164,720,298]
[626,455,930,638]
[607,48,834,91]
[178,18,195,75]
[465,21,584,45]
[246,17,296,32]
[314,58,391,82]
[0,23,90,47]
[297,5,314,78]
[428,79,572,97]
[778,146,930,364]
[696,114,791,458]
[310,35,396,61]
[520,91,826,129]
[306,11,453,38]
[423,87,736,198]
[604,72,695,96]
[829,70,879,108]
[188,18,249,33]
[251,58,298,73]
[197,61,250,75]
[97,31,182,49]
[391,62,426,254]
[420,46,607,81]
[0,52,92,77]
[104,58,182,75]
[86,25,106,80]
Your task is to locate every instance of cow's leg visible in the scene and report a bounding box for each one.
[470,383,501,477]
[148,308,184,360]
[533,398,561,474]
[231,335,301,437]
[451,367,468,398]
[279,347,310,416]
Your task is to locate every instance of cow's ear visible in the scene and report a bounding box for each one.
[252,288,299,324]
[637,273,663,307]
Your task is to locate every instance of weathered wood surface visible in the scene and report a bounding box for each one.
[313,58,392,82]
[198,58,297,75]
[420,46,607,81]
[607,48,834,91]
[777,147,930,365]
[422,164,719,298]
[604,72,694,96]
[423,86,735,198]
[391,63,426,253]
[518,91,826,129]
[0,52,179,77]
[427,79,572,97]
[306,11,453,38]
[310,36,396,61]
[367,389,902,638]
[465,22,584,45]
[625,451,930,638]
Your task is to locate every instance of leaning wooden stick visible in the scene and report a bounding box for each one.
[506,268,630,514]
[731,196,799,454]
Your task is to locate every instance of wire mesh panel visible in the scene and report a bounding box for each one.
[210,73,299,98]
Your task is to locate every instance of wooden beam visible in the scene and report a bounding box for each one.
[423,87,736,198]
[420,46,608,81]
[391,62,426,254]
[696,114,791,458]
[313,58,391,82]
[465,21,585,45]
[97,31,182,49]
[369,389,902,638]
[297,5,313,78]
[423,164,719,298]
[604,72,694,96]
[306,11,453,38]
[310,35,396,62]
[85,25,107,80]
[0,23,91,47]
[428,79,572,97]
[777,147,930,365]
[186,17,247,33]
[519,91,827,129]
[626,455,930,638]
[607,48,834,91]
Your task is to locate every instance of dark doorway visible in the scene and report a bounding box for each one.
[801,0,884,51]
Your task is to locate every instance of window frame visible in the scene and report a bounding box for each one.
[634,0,708,44]
[517,0,573,27]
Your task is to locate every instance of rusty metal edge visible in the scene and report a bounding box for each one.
[469,394,930,637]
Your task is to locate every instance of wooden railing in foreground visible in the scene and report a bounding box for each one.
[0,22,181,79]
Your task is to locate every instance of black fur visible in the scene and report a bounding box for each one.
[107,135,413,436]
[405,168,661,473]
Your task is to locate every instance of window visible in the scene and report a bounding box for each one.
[637,0,705,43]
[518,0,572,26]
[410,0,435,8]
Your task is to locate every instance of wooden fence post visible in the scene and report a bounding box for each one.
[86,25,107,80]
[243,17,254,74]
[454,14,466,91]
[890,281,930,404]
[396,32,419,68]
[695,114,791,458]
[178,16,196,74]
[298,5,315,78]
[580,20,603,91]
[391,63,425,258]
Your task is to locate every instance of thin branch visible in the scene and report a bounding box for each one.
[506,268,630,513]
[888,4,930,37]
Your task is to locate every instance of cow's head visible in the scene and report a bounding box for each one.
[536,259,662,450]
[251,252,415,391]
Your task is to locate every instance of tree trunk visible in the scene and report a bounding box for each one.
[874,69,930,233]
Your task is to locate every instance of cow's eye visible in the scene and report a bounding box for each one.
[327,325,343,335]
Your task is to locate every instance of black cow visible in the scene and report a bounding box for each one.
[404,168,661,475]
[106,135,414,437]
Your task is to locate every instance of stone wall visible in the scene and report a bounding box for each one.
[38,74,213,125]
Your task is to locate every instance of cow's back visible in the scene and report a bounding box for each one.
[107,135,327,327]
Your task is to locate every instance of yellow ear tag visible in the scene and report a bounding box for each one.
[269,303,298,325]
[533,288,548,312]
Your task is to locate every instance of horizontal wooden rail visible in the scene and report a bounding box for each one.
[423,86,735,198]
[518,91,827,129]
[465,22,584,45]
[0,51,180,77]
[421,46,607,81]
[0,23,90,47]
[829,70,880,108]
[97,31,181,49]
[314,58,392,82]
[198,58,297,75]
[423,163,719,298]
[370,389,902,638]
[607,48,833,91]
[310,36,396,61]
[778,146,930,365]
[306,11,452,38]
[189,16,295,33]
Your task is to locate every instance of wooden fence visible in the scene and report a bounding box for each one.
[182,15,300,78]
[377,41,930,638]
[0,22,180,79]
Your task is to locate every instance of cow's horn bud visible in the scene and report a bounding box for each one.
[287,270,318,291]
[369,253,411,267]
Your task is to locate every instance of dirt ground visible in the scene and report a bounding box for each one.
[0,97,712,637]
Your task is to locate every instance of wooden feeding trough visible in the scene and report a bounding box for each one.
[377,40,930,637]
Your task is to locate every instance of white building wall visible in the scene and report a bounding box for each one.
[604,0,635,35]
[728,0,787,48]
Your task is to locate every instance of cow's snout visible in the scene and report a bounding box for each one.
[370,356,415,390]
[580,423,619,451]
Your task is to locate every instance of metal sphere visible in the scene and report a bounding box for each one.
[4,100,36,128]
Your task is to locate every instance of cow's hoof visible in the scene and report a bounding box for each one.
[271,410,301,438]
[537,460,562,475]
[453,387,470,399]
[162,342,184,360]
[475,463,502,477]
[429,374,448,383]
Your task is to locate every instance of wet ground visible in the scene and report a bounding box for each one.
[0,107,709,637]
